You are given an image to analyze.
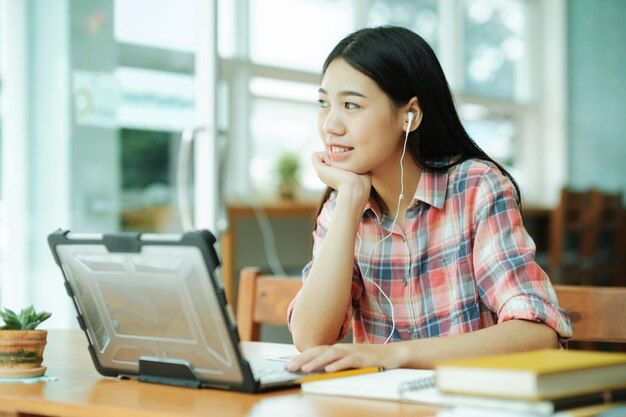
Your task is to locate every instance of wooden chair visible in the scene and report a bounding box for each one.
[236,267,302,342]
[548,188,595,284]
[553,285,626,346]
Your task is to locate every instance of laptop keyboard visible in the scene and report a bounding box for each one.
[254,366,302,381]
[248,358,313,383]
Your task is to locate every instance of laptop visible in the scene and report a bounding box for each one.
[47,229,319,392]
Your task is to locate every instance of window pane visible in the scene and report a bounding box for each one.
[119,129,181,232]
[0,9,3,201]
[0,34,3,301]
[249,77,318,102]
[218,0,235,57]
[464,0,531,102]
[250,95,322,195]
[115,67,195,131]
[366,0,439,52]
[250,0,353,72]
[459,103,517,168]
[114,0,198,52]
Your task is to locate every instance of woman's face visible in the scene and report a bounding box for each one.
[317,58,407,176]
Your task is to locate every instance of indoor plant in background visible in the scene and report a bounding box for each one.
[276,152,300,199]
[0,306,51,378]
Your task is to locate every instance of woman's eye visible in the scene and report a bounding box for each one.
[317,99,329,108]
[345,102,360,110]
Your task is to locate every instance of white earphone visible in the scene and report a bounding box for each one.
[398,112,413,200]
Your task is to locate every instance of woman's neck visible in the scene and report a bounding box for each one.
[371,157,421,225]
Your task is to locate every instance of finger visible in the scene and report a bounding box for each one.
[284,350,316,372]
[311,151,326,162]
[311,156,325,169]
[284,346,327,372]
[324,355,357,373]
[300,347,346,373]
[312,152,332,168]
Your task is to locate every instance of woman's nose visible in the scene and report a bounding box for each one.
[321,109,344,136]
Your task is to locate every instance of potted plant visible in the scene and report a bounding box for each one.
[0,306,51,378]
[276,152,300,199]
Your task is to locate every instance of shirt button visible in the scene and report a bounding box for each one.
[402,278,408,286]
[407,326,414,334]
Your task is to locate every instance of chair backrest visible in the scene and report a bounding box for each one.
[549,188,596,284]
[588,190,623,246]
[553,284,626,343]
[587,190,625,285]
[236,267,302,342]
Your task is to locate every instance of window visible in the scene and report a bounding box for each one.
[459,0,534,184]
[114,0,198,52]
[0,2,3,201]
[0,0,218,327]
[113,0,198,231]
[115,67,195,132]
[0,0,4,305]
[249,78,319,192]
[249,0,353,72]
[460,103,518,168]
[120,128,176,203]
[119,128,182,231]
[464,0,532,102]
[366,0,440,52]
[219,0,547,202]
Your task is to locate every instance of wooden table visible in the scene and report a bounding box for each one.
[0,330,438,417]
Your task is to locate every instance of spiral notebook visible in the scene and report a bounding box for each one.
[301,368,440,403]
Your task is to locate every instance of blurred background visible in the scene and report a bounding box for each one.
[0,0,624,335]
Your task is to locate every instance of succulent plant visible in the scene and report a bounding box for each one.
[0,306,52,330]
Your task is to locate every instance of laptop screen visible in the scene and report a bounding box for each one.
[51,232,247,385]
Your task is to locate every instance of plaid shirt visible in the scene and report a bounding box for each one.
[289,159,572,344]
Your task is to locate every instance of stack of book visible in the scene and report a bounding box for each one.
[427,349,626,416]
[301,349,626,417]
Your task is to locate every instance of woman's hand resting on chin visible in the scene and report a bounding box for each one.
[312,151,372,208]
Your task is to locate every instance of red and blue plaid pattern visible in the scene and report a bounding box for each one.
[289,159,572,344]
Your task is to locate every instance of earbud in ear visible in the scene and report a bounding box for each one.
[407,111,415,126]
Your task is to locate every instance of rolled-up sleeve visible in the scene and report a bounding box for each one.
[287,193,363,341]
[471,168,573,345]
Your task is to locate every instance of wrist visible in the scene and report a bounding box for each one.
[336,184,369,210]
[381,341,412,369]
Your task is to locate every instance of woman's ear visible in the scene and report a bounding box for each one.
[404,97,422,132]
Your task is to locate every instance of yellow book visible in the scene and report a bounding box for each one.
[434,349,626,401]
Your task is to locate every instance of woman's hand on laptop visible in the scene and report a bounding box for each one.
[285,343,402,373]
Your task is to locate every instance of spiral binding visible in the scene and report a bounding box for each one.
[398,375,436,394]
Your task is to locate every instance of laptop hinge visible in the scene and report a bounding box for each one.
[138,356,202,388]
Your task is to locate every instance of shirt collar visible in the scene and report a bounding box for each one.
[363,164,449,218]
[363,196,383,220]
[413,167,448,209]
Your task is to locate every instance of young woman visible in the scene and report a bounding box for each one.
[285,26,572,373]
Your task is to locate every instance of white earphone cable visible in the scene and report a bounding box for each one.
[356,115,412,344]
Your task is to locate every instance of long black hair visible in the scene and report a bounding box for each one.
[315,26,521,216]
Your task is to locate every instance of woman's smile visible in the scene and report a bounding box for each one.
[329,144,354,161]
